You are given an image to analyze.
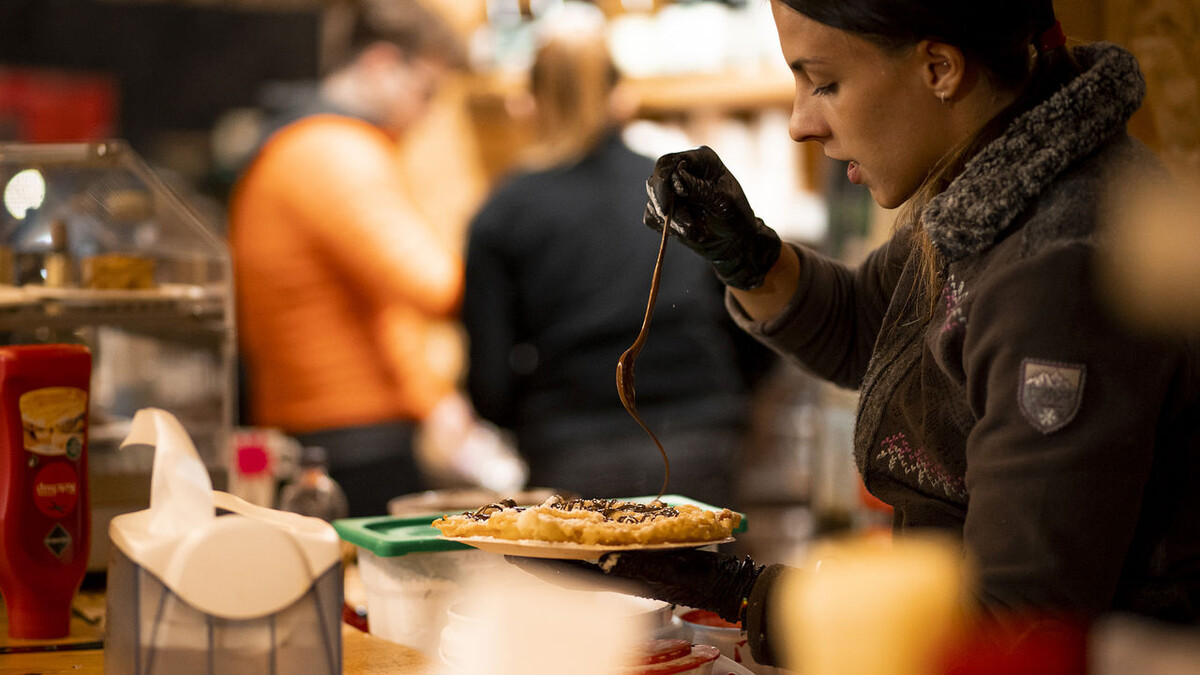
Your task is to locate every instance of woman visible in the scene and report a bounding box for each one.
[569,0,1198,665]
[461,13,765,507]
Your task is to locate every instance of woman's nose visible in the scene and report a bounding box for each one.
[789,96,829,144]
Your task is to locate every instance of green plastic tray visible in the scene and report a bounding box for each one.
[332,494,747,558]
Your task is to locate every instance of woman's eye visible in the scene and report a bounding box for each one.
[812,83,838,97]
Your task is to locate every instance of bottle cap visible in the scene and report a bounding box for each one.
[299,446,328,468]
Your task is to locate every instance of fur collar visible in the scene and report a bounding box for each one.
[923,43,1145,262]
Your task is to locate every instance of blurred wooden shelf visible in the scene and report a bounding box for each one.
[462,66,798,184]
[629,69,794,115]
[466,68,794,116]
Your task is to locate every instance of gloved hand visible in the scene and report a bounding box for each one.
[506,548,763,625]
[644,146,782,291]
[600,549,765,624]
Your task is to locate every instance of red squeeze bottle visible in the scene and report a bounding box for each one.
[0,344,91,639]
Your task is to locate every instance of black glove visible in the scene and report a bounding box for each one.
[506,549,763,625]
[644,146,781,291]
[601,549,765,624]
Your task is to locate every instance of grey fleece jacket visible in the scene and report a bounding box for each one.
[738,42,1200,664]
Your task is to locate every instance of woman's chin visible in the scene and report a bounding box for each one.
[867,184,914,211]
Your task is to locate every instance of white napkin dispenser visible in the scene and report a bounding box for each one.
[104,409,343,674]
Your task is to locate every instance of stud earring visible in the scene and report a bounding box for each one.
[939,91,947,103]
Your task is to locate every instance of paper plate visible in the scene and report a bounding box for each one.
[334,494,746,559]
[438,535,735,561]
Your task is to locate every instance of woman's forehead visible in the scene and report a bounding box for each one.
[772,3,881,64]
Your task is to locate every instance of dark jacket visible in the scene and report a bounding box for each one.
[740,42,1199,663]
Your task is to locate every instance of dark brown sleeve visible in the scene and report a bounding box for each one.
[729,227,913,389]
[960,241,1183,614]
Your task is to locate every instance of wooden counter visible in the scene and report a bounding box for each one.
[0,592,432,675]
[0,626,431,674]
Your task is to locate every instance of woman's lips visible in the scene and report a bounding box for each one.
[847,160,862,185]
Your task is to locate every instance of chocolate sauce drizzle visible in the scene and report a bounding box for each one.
[461,496,680,524]
[463,498,518,521]
[616,201,674,501]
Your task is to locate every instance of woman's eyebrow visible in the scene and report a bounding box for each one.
[788,57,829,74]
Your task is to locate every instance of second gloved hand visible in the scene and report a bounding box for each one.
[598,548,764,625]
[644,146,781,291]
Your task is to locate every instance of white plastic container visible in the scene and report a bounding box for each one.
[355,547,500,653]
[104,409,343,675]
[433,578,662,674]
[334,511,509,655]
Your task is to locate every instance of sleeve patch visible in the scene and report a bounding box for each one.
[1018,359,1086,434]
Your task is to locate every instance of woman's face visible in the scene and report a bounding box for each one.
[771,0,955,208]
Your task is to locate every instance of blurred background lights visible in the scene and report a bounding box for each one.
[4,168,46,219]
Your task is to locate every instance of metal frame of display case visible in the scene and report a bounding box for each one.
[0,140,235,569]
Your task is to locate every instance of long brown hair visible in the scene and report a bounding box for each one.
[779,0,1081,310]
[525,23,621,168]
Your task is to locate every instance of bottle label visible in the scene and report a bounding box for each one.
[43,522,74,560]
[34,461,80,518]
[20,386,87,458]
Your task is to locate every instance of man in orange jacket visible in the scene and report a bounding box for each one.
[229,0,466,516]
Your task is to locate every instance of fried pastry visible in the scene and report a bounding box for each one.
[432,495,740,546]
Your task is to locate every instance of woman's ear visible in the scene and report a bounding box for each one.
[918,40,966,103]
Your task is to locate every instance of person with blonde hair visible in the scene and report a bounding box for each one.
[461,8,767,507]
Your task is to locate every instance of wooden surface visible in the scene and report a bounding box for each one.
[0,648,104,675]
[343,626,433,674]
[0,593,433,675]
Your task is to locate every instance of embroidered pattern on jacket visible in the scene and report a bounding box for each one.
[878,432,968,501]
[1018,359,1086,434]
[941,275,968,334]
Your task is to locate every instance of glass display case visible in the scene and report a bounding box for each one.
[0,140,234,568]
